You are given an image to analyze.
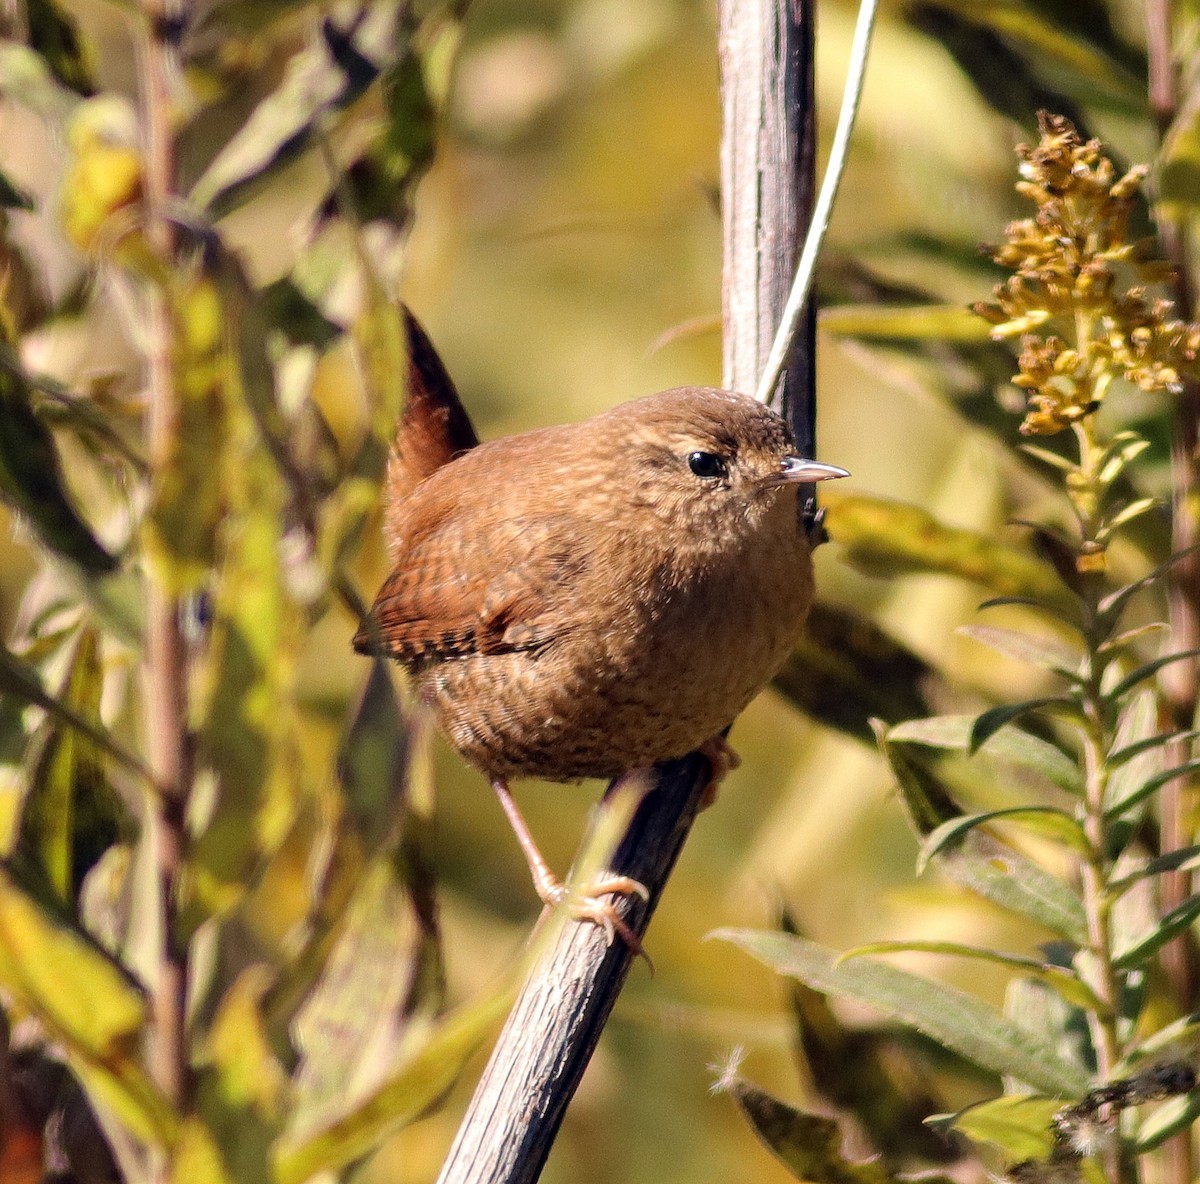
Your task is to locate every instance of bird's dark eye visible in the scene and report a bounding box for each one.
[687,450,728,480]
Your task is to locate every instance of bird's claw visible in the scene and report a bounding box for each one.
[538,872,651,959]
[698,735,741,809]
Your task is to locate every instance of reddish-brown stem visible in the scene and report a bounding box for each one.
[138,0,191,1121]
[1144,7,1199,1184]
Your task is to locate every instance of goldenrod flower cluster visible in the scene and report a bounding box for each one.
[975,112,1198,435]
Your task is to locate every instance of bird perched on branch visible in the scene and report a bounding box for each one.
[354,311,847,944]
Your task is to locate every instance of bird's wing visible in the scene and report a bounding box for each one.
[354,511,588,661]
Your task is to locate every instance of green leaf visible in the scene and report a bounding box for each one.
[1107,846,1200,899]
[0,640,145,778]
[1096,497,1159,542]
[274,982,514,1184]
[840,942,1102,1012]
[142,274,231,593]
[876,725,1086,941]
[959,625,1082,680]
[193,967,287,1184]
[822,495,1066,604]
[937,1093,1063,1160]
[1112,894,1200,970]
[191,13,396,217]
[0,348,116,574]
[819,303,992,342]
[15,624,119,903]
[1133,1092,1200,1152]
[26,0,96,96]
[913,0,1144,103]
[1019,443,1078,474]
[0,863,176,1146]
[730,1081,895,1184]
[712,930,1089,1095]
[971,699,1081,752]
[919,808,1090,875]
[1096,546,1200,633]
[1104,690,1160,815]
[888,714,1080,795]
[1104,650,1200,703]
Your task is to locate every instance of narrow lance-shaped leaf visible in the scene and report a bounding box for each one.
[919,808,1091,875]
[15,624,119,904]
[0,348,115,574]
[959,624,1083,680]
[876,724,1086,941]
[730,1080,899,1184]
[193,968,288,1184]
[0,641,146,778]
[841,941,1103,1012]
[822,495,1067,604]
[191,12,397,217]
[934,1094,1063,1161]
[712,930,1089,1095]
[890,713,1081,795]
[1112,894,1200,970]
[274,981,515,1184]
[0,864,176,1147]
[819,303,991,342]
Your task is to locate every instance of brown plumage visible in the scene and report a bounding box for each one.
[354,313,847,941]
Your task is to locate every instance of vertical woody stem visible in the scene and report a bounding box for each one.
[1143,8,1198,1183]
[138,0,191,1118]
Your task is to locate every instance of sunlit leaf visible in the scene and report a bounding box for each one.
[876,724,1086,941]
[1104,650,1200,703]
[142,274,231,593]
[713,931,1089,1094]
[731,1081,896,1184]
[191,11,401,217]
[1112,894,1200,970]
[937,1093,1062,1160]
[0,348,116,574]
[841,941,1102,1011]
[1104,691,1163,817]
[971,698,1082,751]
[919,808,1090,874]
[1107,845,1200,900]
[274,981,514,1184]
[889,713,1080,795]
[822,495,1066,603]
[958,625,1082,680]
[1132,1093,1200,1152]
[15,624,118,903]
[0,864,176,1146]
[0,640,144,778]
[820,303,991,342]
[193,967,287,1184]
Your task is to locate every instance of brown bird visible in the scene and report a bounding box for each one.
[354,314,847,941]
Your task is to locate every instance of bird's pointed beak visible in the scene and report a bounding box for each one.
[770,456,851,485]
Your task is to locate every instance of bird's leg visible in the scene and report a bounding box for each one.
[698,735,742,810]
[490,778,649,951]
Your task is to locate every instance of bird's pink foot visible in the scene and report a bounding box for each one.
[698,735,741,810]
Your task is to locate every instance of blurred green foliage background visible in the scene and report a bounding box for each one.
[0,0,1180,1180]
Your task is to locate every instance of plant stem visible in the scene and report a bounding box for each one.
[137,0,190,1123]
[1143,12,1200,1184]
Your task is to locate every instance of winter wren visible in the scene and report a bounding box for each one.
[354,318,847,941]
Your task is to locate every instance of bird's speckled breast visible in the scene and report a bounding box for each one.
[417,504,814,782]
